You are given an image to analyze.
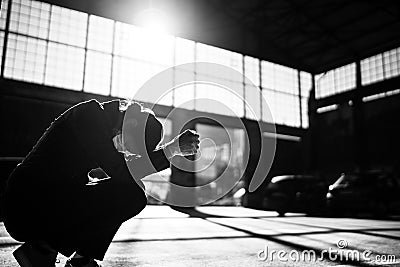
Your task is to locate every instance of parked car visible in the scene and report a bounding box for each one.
[262,175,327,216]
[326,171,400,217]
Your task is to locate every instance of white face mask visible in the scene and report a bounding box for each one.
[112,134,141,160]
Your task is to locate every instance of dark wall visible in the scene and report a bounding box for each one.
[245,134,304,209]
[313,103,355,175]
[0,79,115,157]
[0,95,68,157]
[364,93,400,170]
[310,88,400,182]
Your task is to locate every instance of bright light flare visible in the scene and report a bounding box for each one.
[136,8,171,34]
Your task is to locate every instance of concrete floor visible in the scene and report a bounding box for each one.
[1,205,400,266]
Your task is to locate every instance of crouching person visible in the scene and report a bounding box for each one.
[3,99,199,267]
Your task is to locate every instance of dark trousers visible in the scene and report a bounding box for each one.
[3,167,147,260]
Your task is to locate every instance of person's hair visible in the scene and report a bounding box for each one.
[123,100,163,152]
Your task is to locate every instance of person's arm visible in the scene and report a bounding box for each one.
[69,100,199,184]
[124,129,200,179]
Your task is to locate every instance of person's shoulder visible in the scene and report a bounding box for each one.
[73,99,104,112]
[60,99,105,121]
[81,99,102,108]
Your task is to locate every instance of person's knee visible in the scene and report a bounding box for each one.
[129,189,147,213]
[137,192,147,211]
[123,189,147,219]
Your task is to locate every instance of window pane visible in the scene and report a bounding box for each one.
[383,47,400,79]
[361,54,384,85]
[0,31,4,69]
[114,22,134,57]
[315,70,335,99]
[49,5,87,47]
[274,64,298,95]
[174,84,195,110]
[114,22,174,67]
[275,92,300,127]
[112,56,171,102]
[262,89,300,127]
[111,56,133,98]
[195,79,244,117]
[261,60,298,95]
[335,63,356,94]
[229,80,245,118]
[262,89,275,123]
[195,83,222,115]
[130,29,174,66]
[10,0,50,39]
[196,42,243,82]
[87,15,113,53]
[1,0,9,30]
[261,61,274,89]
[111,56,138,99]
[84,50,111,95]
[244,84,260,120]
[174,69,195,109]
[156,87,173,106]
[244,56,260,87]
[175,37,195,71]
[45,42,85,90]
[301,97,308,128]
[5,33,46,83]
[300,71,312,98]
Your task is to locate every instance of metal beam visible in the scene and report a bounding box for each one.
[208,0,307,68]
[284,0,358,58]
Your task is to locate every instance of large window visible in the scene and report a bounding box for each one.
[5,33,46,83]
[195,43,244,117]
[315,47,400,99]
[0,31,4,69]
[300,71,312,128]
[173,38,196,110]
[315,63,356,99]
[84,50,112,95]
[83,15,114,95]
[244,56,260,120]
[48,5,87,47]
[0,0,312,128]
[9,0,50,39]
[261,61,302,127]
[45,42,85,90]
[383,47,400,79]
[0,0,9,30]
[361,47,400,85]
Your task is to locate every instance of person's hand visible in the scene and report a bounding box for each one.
[164,129,200,159]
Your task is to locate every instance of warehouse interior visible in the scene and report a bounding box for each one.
[1,0,400,208]
[1,0,400,266]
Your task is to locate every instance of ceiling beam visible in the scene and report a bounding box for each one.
[208,0,309,69]
[284,0,359,59]
[271,0,349,43]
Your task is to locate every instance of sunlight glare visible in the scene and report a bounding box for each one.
[136,8,171,35]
